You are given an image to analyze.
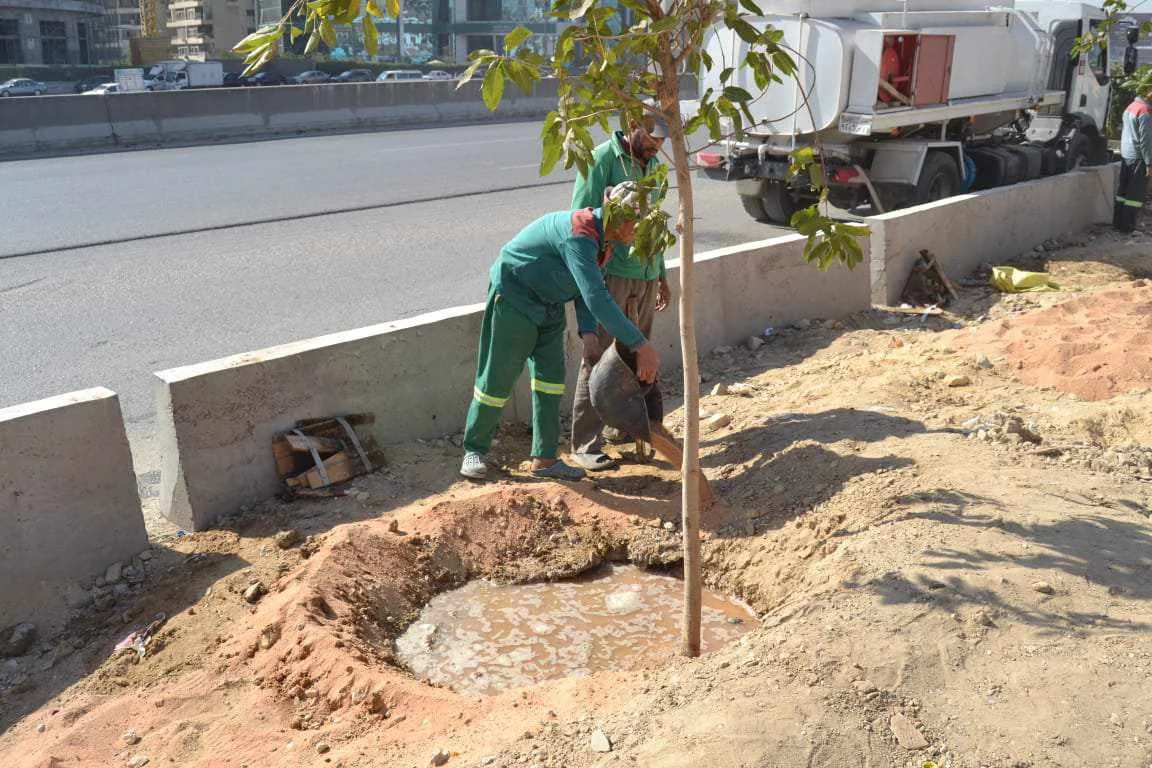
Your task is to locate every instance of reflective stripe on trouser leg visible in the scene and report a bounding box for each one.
[463,288,539,456]
[527,314,567,459]
[1114,158,1147,233]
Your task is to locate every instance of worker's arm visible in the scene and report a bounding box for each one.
[572,154,609,210]
[565,239,646,349]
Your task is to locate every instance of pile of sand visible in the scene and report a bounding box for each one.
[955,280,1152,400]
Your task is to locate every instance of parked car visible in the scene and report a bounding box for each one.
[333,68,373,83]
[221,72,246,87]
[0,78,47,97]
[83,82,120,95]
[292,70,331,85]
[243,71,287,86]
[376,69,424,82]
[73,73,113,93]
[422,70,454,81]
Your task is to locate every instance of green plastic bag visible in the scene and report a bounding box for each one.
[990,266,1061,293]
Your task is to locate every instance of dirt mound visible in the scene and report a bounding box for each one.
[954,278,1152,401]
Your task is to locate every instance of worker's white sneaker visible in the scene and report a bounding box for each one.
[460,452,489,480]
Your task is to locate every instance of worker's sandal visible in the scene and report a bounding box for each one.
[531,461,586,481]
[460,452,489,480]
[570,453,619,471]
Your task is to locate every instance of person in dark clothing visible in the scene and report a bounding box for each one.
[1115,91,1152,233]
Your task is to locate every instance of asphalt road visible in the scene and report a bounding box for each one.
[0,121,787,508]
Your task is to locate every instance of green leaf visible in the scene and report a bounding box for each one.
[721,85,753,103]
[365,0,382,15]
[728,18,762,45]
[504,25,532,50]
[384,0,400,17]
[700,48,713,71]
[319,18,337,48]
[540,133,564,175]
[304,30,320,55]
[738,0,764,15]
[719,66,734,84]
[362,14,378,55]
[481,63,506,111]
[570,0,595,20]
[771,49,797,78]
[234,28,277,53]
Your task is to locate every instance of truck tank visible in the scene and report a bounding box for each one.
[702,1,1052,140]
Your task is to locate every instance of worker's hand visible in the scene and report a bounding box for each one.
[656,278,671,312]
[634,342,660,383]
[580,332,603,365]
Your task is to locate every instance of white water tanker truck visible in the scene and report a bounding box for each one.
[695,1,1113,222]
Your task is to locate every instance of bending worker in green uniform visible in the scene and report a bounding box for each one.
[460,183,661,481]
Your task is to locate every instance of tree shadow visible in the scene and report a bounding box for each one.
[853,493,1152,634]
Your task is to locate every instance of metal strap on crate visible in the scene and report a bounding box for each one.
[335,416,373,473]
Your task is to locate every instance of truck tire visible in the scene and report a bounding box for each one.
[914,152,961,205]
[740,181,798,225]
[967,147,1008,189]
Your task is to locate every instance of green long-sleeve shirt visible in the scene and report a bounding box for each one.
[489,209,646,349]
[571,131,666,281]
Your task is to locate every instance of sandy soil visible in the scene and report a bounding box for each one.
[2,222,1152,768]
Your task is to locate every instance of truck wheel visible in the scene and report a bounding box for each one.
[914,152,961,205]
[740,181,798,225]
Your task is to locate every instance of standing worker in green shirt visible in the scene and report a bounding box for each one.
[460,183,661,481]
[569,112,671,471]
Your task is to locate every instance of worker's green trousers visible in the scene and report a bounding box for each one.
[463,288,567,459]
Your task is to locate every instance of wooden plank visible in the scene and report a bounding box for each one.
[285,433,344,455]
[287,452,354,490]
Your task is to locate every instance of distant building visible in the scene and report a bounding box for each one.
[167,0,257,60]
[0,0,110,65]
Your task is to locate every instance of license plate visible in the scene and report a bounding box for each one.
[839,113,874,136]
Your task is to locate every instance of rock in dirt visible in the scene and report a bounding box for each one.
[430,749,451,766]
[275,529,301,549]
[105,562,123,585]
[944,375,972,388]
[315,742,331,754]
[711,383,730,396]
[243,582,266,604]
[389,519,401,534]
[590,728,613,752]
[121,729,141,746]
[889,713,929,750]
[701,413,732,433]
[1031,581,1055,595]
[746,335,764,351]
[126,756,149,767]
[2,623,37,658]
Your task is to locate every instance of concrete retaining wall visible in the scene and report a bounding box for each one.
[0,388,148,636]
[154,233,871,531]
[868,164,1118,306]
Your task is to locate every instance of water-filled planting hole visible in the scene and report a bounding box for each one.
[394,564,758,696]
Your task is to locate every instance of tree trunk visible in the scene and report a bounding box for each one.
[658,73,701,658]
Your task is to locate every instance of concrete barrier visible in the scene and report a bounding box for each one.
[154,233,871,531]
[0,94,115,155]
[868,164,1117,305]
[0,79,561,156]
[0,388,148,636]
